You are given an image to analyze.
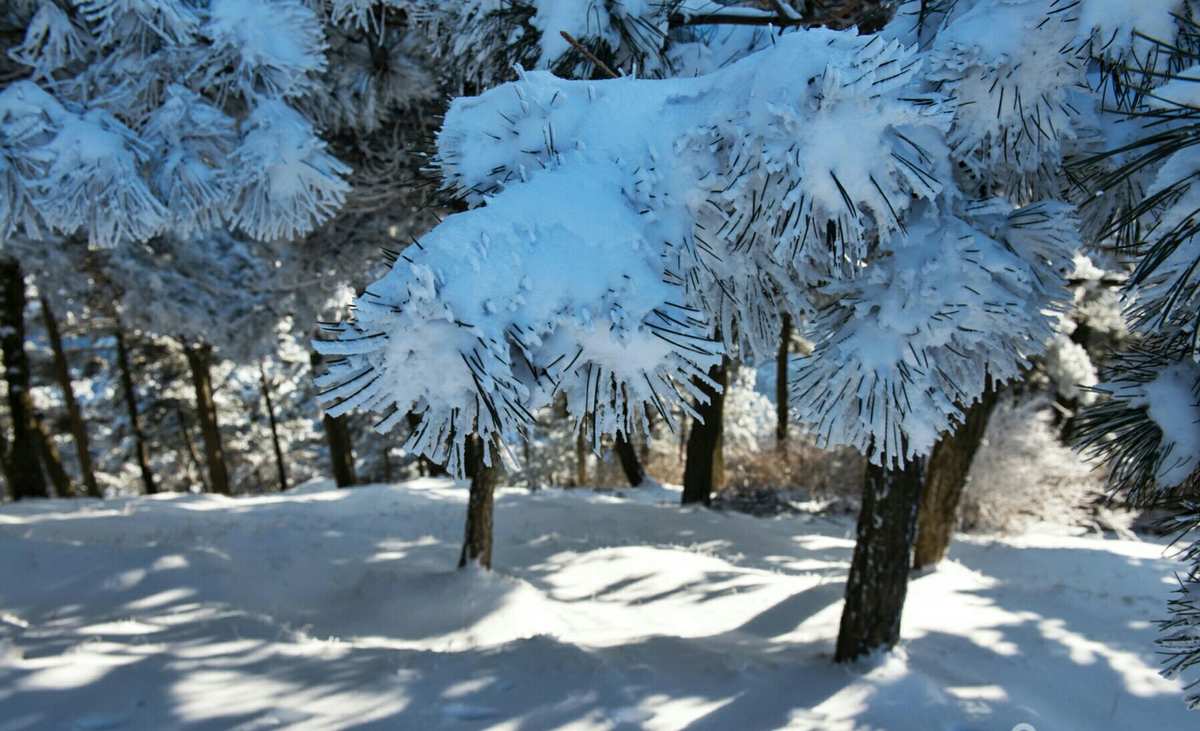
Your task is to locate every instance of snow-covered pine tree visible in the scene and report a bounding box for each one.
[1062,0,1200,707]
[316,1,1171,661]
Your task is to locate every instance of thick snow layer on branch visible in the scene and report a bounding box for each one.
[226,99,350,242]
[791,202,1074,466]
[1137,363,1200,487]
[201,0,328,99]
[315,164,719,475]
[321,25,1073,471]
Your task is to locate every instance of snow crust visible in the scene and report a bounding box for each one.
[0,481,1191,729]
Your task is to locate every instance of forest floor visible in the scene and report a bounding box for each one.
[0,479,1192,730]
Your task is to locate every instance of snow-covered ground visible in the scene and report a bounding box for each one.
[0,479,1190,730]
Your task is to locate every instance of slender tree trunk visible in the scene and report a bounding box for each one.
[459,435,498,569]
[258,362,288,492]
[33,422,72,497]
[0,258,48,499]
[614,432,645,486]
[115,325,156,495]
[912,385,999,570]
[776,313,792,450]
[176,404,208,493]
[183,343,230,495]
[311,353,357,487]
[41,297,100,498]
[682,358,729,506]
[575,429,588,487]
[836,456,924,663]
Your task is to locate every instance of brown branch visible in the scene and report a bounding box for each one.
[667,11,807,28]
[559,31,620,80]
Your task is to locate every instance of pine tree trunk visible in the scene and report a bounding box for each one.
[183,343,230,495]
[614,432,645,486]
[175,404,207,493]
[311,353,356,487]
[258,362,288,492]
[41,297,100,498]
[459,435,498,569]
[912,386,999,570]
[323,413,357,487]
[776,313,792,449]
[682,358,728,506]
[575,429,587,487]
[33,421,73,497]
[114,325,156,495]
[0,258,48,499]
[835,456,924,663]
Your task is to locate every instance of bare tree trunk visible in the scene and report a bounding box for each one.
[258,362,288,492]
[0,258,48,499]
[614,432,645,487]
[33,422,73,497]
[311,353,357,487]
[41,297,100,498]
[836,456,924,663]
[323,413,357,487]
[183,343,230,495]
[682,358,728,506]
[574,429,587,487]
[913,385,999,570]
[459,435,498,569]
[115,325,156,495]
[776,313,792,450]
[175,404,208,493]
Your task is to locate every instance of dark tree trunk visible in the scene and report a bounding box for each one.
[33,422,73,497]
[259,362,288,492]
[459,435,498,570]
[614,432,645,487]
[311,353,357,487]
[836,456,924,663]
[323,413,357,487]
[912,386,1000,570]
[183,343,230,495]
[682,358,729,506]
[0,258,48,499]
[175,404,208,493]
[115,325,156,495]
[776,313,792,449]
[42,297,100,498]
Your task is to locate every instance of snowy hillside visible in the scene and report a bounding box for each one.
[0,480,1189,730]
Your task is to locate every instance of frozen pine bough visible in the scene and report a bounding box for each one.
[319,0,1150,477]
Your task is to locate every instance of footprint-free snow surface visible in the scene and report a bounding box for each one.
[0,480,1190,729]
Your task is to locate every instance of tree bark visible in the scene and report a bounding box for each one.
[33,421,73,497]
[0,258,48,499]
[682,358,729,506]
[459,435,498,569]
[183,343,230,495]
[115,325,156,495]
[574,429,588,487]
[175,404,207,493]
[776,313,792,450]
[912,386,1000,570]
[311,353,357,487]
[323,413,357,487]
[614,432,645,487]
[41,297,100,498]
[836,456,924,663]
[259,362,288,492]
